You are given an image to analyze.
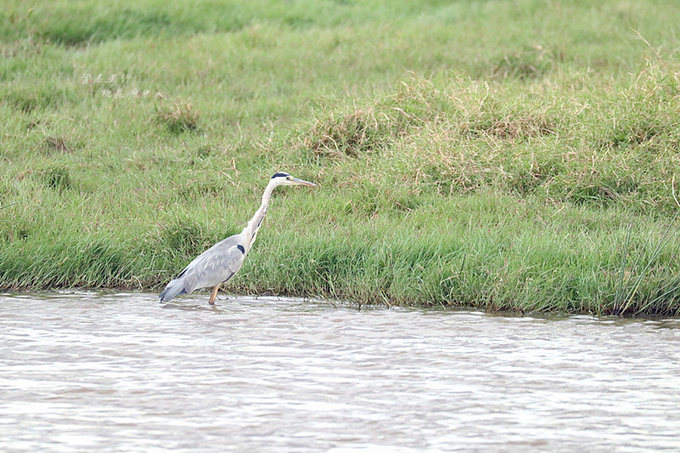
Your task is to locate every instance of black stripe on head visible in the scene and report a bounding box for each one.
[237,244,245,254]
[271,172,290,179]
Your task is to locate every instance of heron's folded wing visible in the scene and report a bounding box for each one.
[180,239,246,293]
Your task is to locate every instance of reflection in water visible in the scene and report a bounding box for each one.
[1,292,680,451]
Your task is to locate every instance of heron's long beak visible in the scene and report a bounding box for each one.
[292,178,317,187]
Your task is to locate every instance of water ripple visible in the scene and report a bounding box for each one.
[1,292,679,452]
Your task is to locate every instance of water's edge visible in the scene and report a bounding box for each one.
[6,288,679,320]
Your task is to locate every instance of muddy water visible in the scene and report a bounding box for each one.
[1,292,679,452]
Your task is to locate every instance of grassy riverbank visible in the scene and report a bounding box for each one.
[2,0,680,315]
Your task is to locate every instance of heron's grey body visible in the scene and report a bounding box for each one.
[159,234,246,303]
[159,172,315,304]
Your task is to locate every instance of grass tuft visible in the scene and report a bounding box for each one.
[43,136,72,153]
[155,98,200,134]
[301,107,391,157]
[37,165,72,191]
[476,115,556,140]
[492,45,557,80]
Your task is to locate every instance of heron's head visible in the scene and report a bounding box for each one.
[271,172,317,187]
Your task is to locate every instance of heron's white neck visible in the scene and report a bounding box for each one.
[241,179,278,251]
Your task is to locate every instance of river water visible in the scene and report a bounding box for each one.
[1,292,679,452]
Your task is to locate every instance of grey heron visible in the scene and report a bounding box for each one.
[159,172,316,304]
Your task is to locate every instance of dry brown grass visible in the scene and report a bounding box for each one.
[297,62,680,213]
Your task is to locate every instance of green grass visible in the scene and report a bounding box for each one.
[2,0,680,315]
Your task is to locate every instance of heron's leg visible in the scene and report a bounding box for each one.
[208,284,220,305]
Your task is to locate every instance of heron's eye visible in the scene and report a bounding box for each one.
[287,176,293,180]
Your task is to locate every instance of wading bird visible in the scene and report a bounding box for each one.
[159,172,316,304]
